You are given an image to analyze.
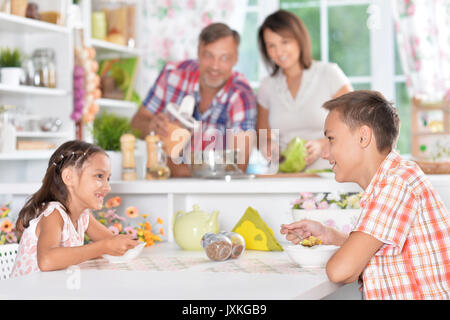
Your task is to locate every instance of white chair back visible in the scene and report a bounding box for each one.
[0,243,19,280]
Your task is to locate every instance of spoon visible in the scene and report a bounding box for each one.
[281,224,305,242]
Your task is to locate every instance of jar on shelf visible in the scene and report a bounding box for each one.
[32,48,56,88]
[93,0,136,48]
[145,132,170,180]
[32,0,67,25]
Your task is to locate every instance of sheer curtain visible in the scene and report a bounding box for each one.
[393,0,450,102]
[137,0,247,98]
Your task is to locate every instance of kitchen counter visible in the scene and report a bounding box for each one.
[0,242,343,300]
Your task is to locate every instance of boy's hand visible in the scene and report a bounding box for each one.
[103,234,140,256]
[280,219,330,245]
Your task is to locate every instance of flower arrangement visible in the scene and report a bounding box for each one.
[86,196,164,247]
[291,192,362,210]
[0,202,19,245]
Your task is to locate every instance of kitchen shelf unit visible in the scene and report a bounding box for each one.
[411,97,450,161]
[78,0,142,120]
[0,7,75,182]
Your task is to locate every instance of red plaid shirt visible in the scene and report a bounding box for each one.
[354,151,450,300]
[142,60,257,150]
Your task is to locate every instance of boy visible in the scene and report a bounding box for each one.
[281,90,449,299]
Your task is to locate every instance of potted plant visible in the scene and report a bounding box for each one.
[93,111,140,180]
[291,192,362,234]
[0,48,23,86]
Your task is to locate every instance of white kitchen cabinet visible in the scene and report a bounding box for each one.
[0,10,74,182]
[78,0,141,119]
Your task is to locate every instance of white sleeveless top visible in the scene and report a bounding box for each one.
[257,61,350,170]
[10,202,90,278]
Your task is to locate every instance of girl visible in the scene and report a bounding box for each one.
[11,140,138,277]
[257,10,352,170]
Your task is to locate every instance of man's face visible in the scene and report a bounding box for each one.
[198,35,238,89]
[322,110,363,183]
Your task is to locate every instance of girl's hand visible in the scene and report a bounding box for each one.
[103,234,140,256]
[305,139,326,166]
[280,219,330,245]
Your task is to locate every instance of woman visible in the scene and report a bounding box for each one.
[257,10,352,170]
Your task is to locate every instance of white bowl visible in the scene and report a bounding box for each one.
[284,244,339,268]
[102,242,146,264]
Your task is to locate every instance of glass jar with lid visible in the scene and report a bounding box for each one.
[32,48,56,88]
[145,132,171,180]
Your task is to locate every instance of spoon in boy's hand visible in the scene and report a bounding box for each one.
[281,224,305,243]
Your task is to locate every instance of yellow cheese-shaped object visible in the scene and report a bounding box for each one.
[232,207,283,251]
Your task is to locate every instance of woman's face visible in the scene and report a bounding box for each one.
[263,28,301,71]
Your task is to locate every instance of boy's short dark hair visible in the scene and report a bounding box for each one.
[199,23,240,46]
[323,90,400,153]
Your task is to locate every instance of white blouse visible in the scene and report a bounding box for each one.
[257,60,350,170]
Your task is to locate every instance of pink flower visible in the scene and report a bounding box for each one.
[124,227,137,239]
[301,199,317,210]
[299,192,313,199]
[6,232,17,243]
[109,226,119,235]
[318,201,330,210]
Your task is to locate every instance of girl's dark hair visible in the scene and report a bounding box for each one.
[15,140,107,235]
[258,9,313,76]
[322,90,400,153]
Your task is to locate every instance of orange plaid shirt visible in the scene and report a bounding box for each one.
[354,151,450,300]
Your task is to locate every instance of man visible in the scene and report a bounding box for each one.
[131,23,257,177]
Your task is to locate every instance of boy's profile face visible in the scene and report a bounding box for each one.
[322,110,363,183]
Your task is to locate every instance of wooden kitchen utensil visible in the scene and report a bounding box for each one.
[120,133,137,181]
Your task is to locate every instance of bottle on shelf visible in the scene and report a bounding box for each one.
[145,132,170,180]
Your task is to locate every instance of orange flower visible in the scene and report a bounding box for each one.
[113,222,123,233]
[144,221,152,231]
[126,206,139,218]
[159,228,165,236]
[156,217,164,225]
[105,196,121,208]
[141,214,149,219]
[0,218,13,233]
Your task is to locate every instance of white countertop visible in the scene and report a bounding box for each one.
[2,175,449,195]
[0,242,342,300]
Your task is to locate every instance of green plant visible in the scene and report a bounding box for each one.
[93,111,140,151]
[0,48,22,68]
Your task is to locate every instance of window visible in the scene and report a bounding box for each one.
[235,0,412,154]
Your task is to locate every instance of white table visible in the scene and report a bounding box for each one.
[0,243,342,300]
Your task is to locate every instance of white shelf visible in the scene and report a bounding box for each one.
[89,39,141,58]
[0,84,69,97]
[15,131,73,138]
[96,98,138,110]
[0,150,54,160]
[0,12,70,34]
